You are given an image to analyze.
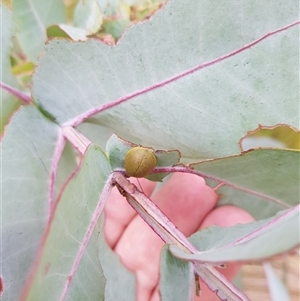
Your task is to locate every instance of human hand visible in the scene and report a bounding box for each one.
[104,173,253,301]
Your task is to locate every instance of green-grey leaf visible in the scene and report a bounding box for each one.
[13,0,66,62]
[0,4,22,133]
[191,149,300,219]
[97,0,120,17]
[47,24,89,41]
[170,206,299,263]
[106,133,134,170]
[97,0,131,39]
[264,263,291,301]
[160,245,194,301]
[64,220,106,301]
[1,106,60,301]
[78,121,114,149]
[32,0,298,158]
[74,0,103,34]
[98,216,136,301]
[101,18,131,40]
[24,144,112,300]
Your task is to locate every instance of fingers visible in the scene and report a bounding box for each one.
[199,205,254,229]
[104,178,156,248]
[114,173,219,301]
[151,173,219,236]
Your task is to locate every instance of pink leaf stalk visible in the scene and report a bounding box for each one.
[49,130,66,211]
[0,82,31,104]
[62,126,91,155]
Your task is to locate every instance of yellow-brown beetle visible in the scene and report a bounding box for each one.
[124,147,157,178]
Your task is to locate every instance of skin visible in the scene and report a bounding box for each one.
[104,173,254,301]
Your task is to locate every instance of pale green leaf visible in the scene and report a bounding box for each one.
[13,0,66,62]
[264,263,291,301]
[94,0,131,39]
[160,245,194,301]
[97,0,120,16]
[98,216,136,301]
[64,220,106,301]
[22,144,112,300]
[100,18,130,40]
[0,4,22,133]
[32,0,298,159]
[24,144,112,300]
[74,0,103,34]
[169,206,300,263]
[191,149,299,219]
[1,106,60,301]
[47,24,89,41]
[78,122,115,149]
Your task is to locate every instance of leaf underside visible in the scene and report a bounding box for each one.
[32,0,299,159]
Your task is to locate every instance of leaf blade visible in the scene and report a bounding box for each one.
[32,0,299,158]
[191,149,300,219]
[0,4,22,133]
[159,245,194,301]
[170,206,300,263]
[1,106,60,301]
[13,0,66,62]
[22,145,112,301]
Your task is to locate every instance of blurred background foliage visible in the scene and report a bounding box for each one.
[2,0,166,86]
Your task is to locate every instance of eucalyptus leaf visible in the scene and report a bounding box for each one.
[0,4,22,133]
[78,122,115,149]
[100,18,130,40]
[264,263,291,301]
[64,221,106,301]
[74,0,103,34]
[13,0,66,62]
[97,0,123,17]
[23,145,112,300]
[169,206,300,263]
[98,216,136,301]
[159,245,194,301]
[32,0,298,159]
[1,107,60,301]
[191,148,300,219]
[47,24,89,41]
